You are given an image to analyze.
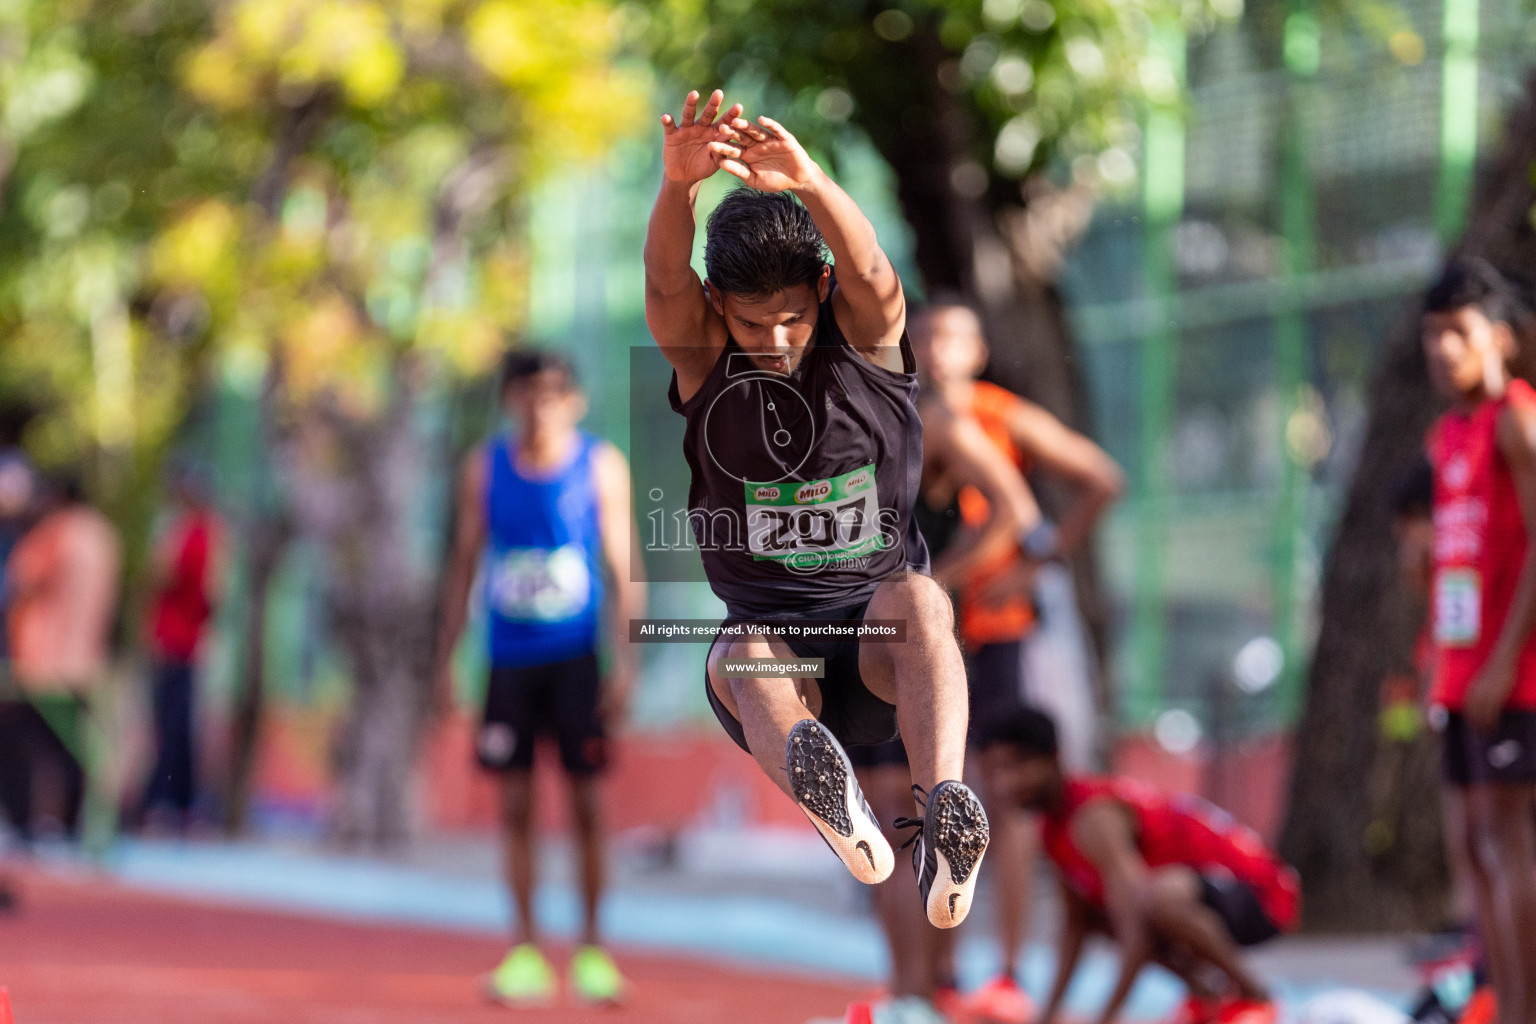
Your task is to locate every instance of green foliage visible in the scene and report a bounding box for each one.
[639,0,1235,196]
[0,0,649,473]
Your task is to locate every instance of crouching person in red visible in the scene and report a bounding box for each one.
[976,708,1299,1024]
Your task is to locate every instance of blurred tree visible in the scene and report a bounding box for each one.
[0,0,215,578]
[0,0,649,845]
[640,0,1236,734]
[1281,70,1536,930]
[166,0,649,845]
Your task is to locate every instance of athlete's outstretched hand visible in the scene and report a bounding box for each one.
[709,116,821,193]
[660,89,742,185]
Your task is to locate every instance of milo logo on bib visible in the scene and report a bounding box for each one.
[745,462,886,569]
[796,481,832,503]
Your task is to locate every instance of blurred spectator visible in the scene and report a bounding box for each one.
[0,472,121,840]
[434,350,645,1006]
[914,301,1123,1019]
[136,462,224,832]
[0,447,35,909]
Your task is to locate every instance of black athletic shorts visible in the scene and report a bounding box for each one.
[1438,709,1536,787]
[479,652,608,775]
[1199,873,1281,947]
[706,598,899,752]
[846,639,1027,769]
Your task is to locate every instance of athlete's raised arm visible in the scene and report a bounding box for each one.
[711,116,905,357]
[644,89,740,396]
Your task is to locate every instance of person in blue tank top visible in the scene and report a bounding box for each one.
[433,350,645,1007]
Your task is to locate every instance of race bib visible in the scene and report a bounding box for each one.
[488,544,591,622]
[1435,568,1481,647]
[744,464,887,570]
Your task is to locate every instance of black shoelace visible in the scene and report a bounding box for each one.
[892,784,928,854]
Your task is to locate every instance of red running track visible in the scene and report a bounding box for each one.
[0,870,861,1024]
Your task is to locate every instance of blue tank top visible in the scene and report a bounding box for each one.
[484,431,604,667]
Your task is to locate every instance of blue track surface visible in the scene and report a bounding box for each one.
[98,839,1407,1020]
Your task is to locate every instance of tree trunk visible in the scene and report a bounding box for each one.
[1280,70,1536,930]
[219,93,334,837]
[222,363,294,837]
[847,21,1116,741]
[222,510,291,836]
[329,586,436,847]
[279,382,438,849]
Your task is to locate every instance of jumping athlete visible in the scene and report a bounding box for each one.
[643,88,990,928]
[1423,257,1536,1024]
[977,708,1297,1024]
[434,350,646,1006]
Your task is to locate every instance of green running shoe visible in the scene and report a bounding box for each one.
[568,944,626,1005]
[484,943,556,1006]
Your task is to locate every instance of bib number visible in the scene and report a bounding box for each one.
[489,544,591,622]
[744,464,887,570]
[1435,568,1481,647]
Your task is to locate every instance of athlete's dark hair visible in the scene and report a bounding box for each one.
[1425,257,1518,326]
[974,706,1059,758]
[499,348,577,393]
[704,188,830,298]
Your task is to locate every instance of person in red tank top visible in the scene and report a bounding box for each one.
[136,463,223,831]
[1423,257,1536,1024]
[977,707,1296,1024]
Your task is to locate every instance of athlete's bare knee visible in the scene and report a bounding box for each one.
[1143,868,1200,925]
[706,638,754,716]
[870,572,954,635]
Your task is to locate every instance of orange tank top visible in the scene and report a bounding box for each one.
[956,381,1036,648]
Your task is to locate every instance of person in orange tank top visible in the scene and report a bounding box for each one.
[1423,257,1536,1024]
[915,301,1125,1019]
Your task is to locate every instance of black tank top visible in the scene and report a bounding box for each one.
[668,291,931,617]
[915,494,961,559]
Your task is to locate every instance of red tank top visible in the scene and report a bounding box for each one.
[1427,378,1536,710]
[149,509,220,661]
[1040,777,1300,931]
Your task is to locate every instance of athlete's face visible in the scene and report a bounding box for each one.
[978,744,1061,812]
[709,268,832,376]
[503,369,586,440]
[912,306,987,385]
[1423,305,1514,402]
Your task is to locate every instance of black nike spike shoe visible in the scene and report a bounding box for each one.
[785,719,895,884]
[895,780,989,929]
